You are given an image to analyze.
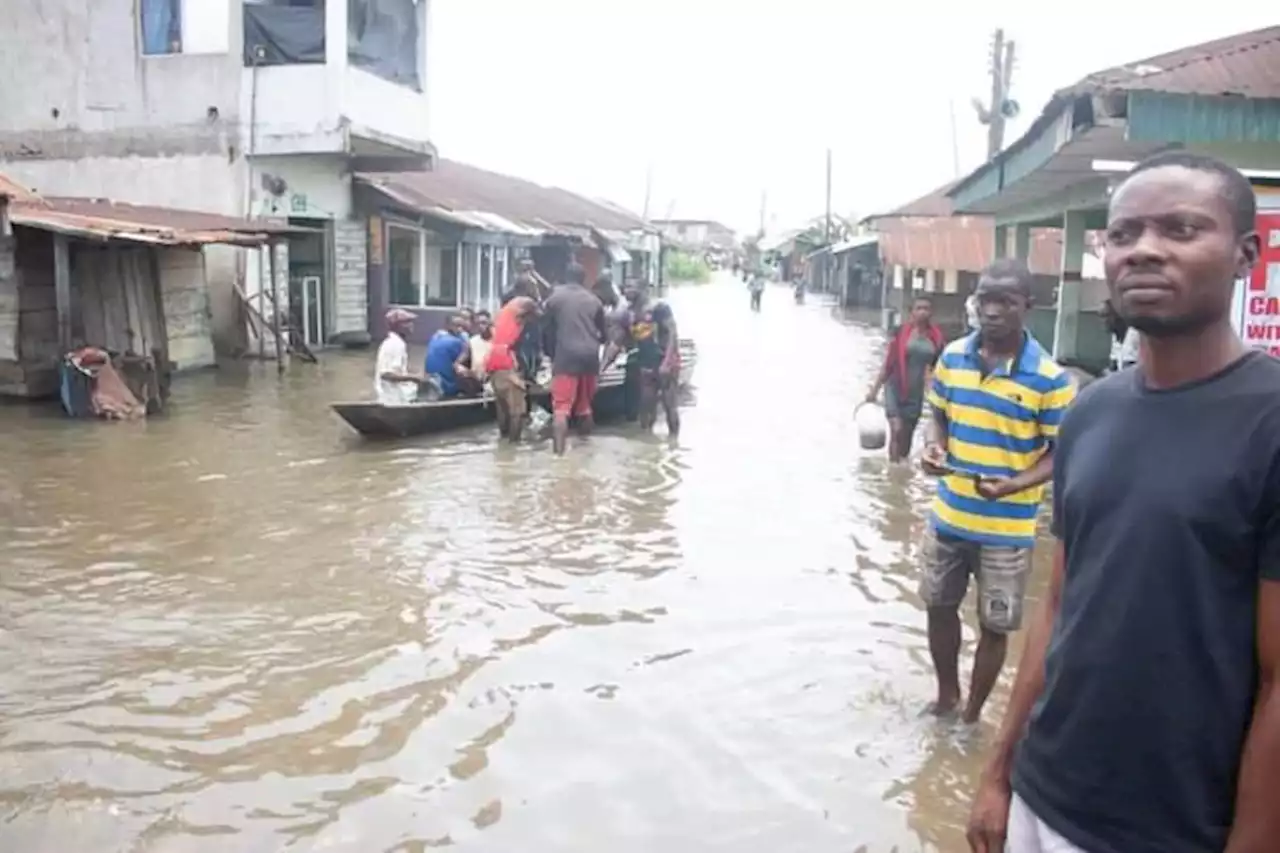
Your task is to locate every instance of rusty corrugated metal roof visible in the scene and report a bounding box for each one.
[0,173,44,204]
[359,159,651,237]
[875,217,1061,276]
[1074,26,1280,98]
[10,197,298,247]
[865,180,958,222]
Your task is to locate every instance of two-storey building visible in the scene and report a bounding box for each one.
[0,0,434,355]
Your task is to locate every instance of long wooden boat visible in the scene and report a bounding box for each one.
[332,339,697,440]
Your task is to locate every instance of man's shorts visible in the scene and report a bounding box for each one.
[917,523,1032,633]
[550,373,598,418]
[639,364,680,394]
[490,370,527,419]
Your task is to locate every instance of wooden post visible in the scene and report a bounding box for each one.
[268,240,284,371]
[257,246,266,361]
[53,233,72,351]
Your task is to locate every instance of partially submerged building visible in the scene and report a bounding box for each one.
[0,0,436,356]
[0,176,290,398]
[355,160,660,343]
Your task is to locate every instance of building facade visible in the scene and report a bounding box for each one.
[0,0,434,356]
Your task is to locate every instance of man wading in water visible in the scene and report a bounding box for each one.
[542,262,607,455]
[920,258,1075,725]
[619,280,681,439]
[967,153,1280,853]
[866,295,945,461]
[486,296,539,442]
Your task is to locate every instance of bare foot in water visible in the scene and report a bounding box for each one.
[924,692,962,719]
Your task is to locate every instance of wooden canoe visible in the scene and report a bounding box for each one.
[332,339,698,440]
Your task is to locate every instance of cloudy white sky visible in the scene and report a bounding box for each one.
[429,2,1275,237]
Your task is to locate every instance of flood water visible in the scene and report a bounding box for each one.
[0,275,1052,853]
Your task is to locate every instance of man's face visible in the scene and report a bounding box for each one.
[1104,165,1257,337]
[475,314,492,337]
[448,315,467,335]
[975,276,1030,342]
[910,299,933,324]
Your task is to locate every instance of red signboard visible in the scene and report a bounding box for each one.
[1238,212,1280,354]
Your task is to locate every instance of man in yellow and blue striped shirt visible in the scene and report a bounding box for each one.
[917,258,1076,724]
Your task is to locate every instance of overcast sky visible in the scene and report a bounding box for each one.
[428,2,1275,237]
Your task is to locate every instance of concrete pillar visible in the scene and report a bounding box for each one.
[994,224,1009,259]
[1013,223,1031,261]
[1052,210,1088,361]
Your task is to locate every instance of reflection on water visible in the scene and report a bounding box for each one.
[0,279,1050,852]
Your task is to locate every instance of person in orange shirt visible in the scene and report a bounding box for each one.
[485,296,539,442]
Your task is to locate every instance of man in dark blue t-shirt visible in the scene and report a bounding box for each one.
[966,152,1280,853]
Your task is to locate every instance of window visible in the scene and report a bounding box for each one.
[348,0,422,89]
[387,224,422,307]
[141,0,230,56]
[387,223,460,308]
[493,247,508,307]
[479,245,493,309]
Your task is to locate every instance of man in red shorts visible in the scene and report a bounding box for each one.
[542,262,607,455]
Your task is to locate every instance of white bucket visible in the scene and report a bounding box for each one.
[855,403,888,451]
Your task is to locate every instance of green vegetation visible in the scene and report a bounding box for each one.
[663,250,712,285]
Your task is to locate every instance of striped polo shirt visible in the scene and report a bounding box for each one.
[925,331,1076,548]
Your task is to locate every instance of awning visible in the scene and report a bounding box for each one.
[592,229,632,264]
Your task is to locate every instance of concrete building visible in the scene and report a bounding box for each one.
[0,0,435,356]
[947,25,1280,365]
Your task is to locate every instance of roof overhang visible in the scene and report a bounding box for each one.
[345,123,436,173]
[949,99,1166,225]
[357,177,554,243]
[831,233,879,254]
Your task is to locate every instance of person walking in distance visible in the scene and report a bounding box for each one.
[919,258,1076,725]
[966,152,1280,853]
[542,262,607,455]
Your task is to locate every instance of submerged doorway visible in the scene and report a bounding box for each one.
[287,219,329,348]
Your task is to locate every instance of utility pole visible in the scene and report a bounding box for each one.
[641,163,653,220]
[823,148,833,293]
[758,189,767,237]
[972,28,1018,159]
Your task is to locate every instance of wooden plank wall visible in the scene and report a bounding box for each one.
[72,244,166,359]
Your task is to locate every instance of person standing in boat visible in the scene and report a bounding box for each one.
[486,296,539,442]
[543,262,608,455]
[375,308,426,405]
[865,296,945,461]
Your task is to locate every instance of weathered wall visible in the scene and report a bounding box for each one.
[0,0,249,356]
[0,0,244,154]
[157,248,216,370]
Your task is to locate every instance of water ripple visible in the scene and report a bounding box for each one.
[0,282,1052,853]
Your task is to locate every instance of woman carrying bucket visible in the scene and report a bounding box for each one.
[864,296,945,462]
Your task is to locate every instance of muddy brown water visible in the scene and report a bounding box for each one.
[0,277,1052,853]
